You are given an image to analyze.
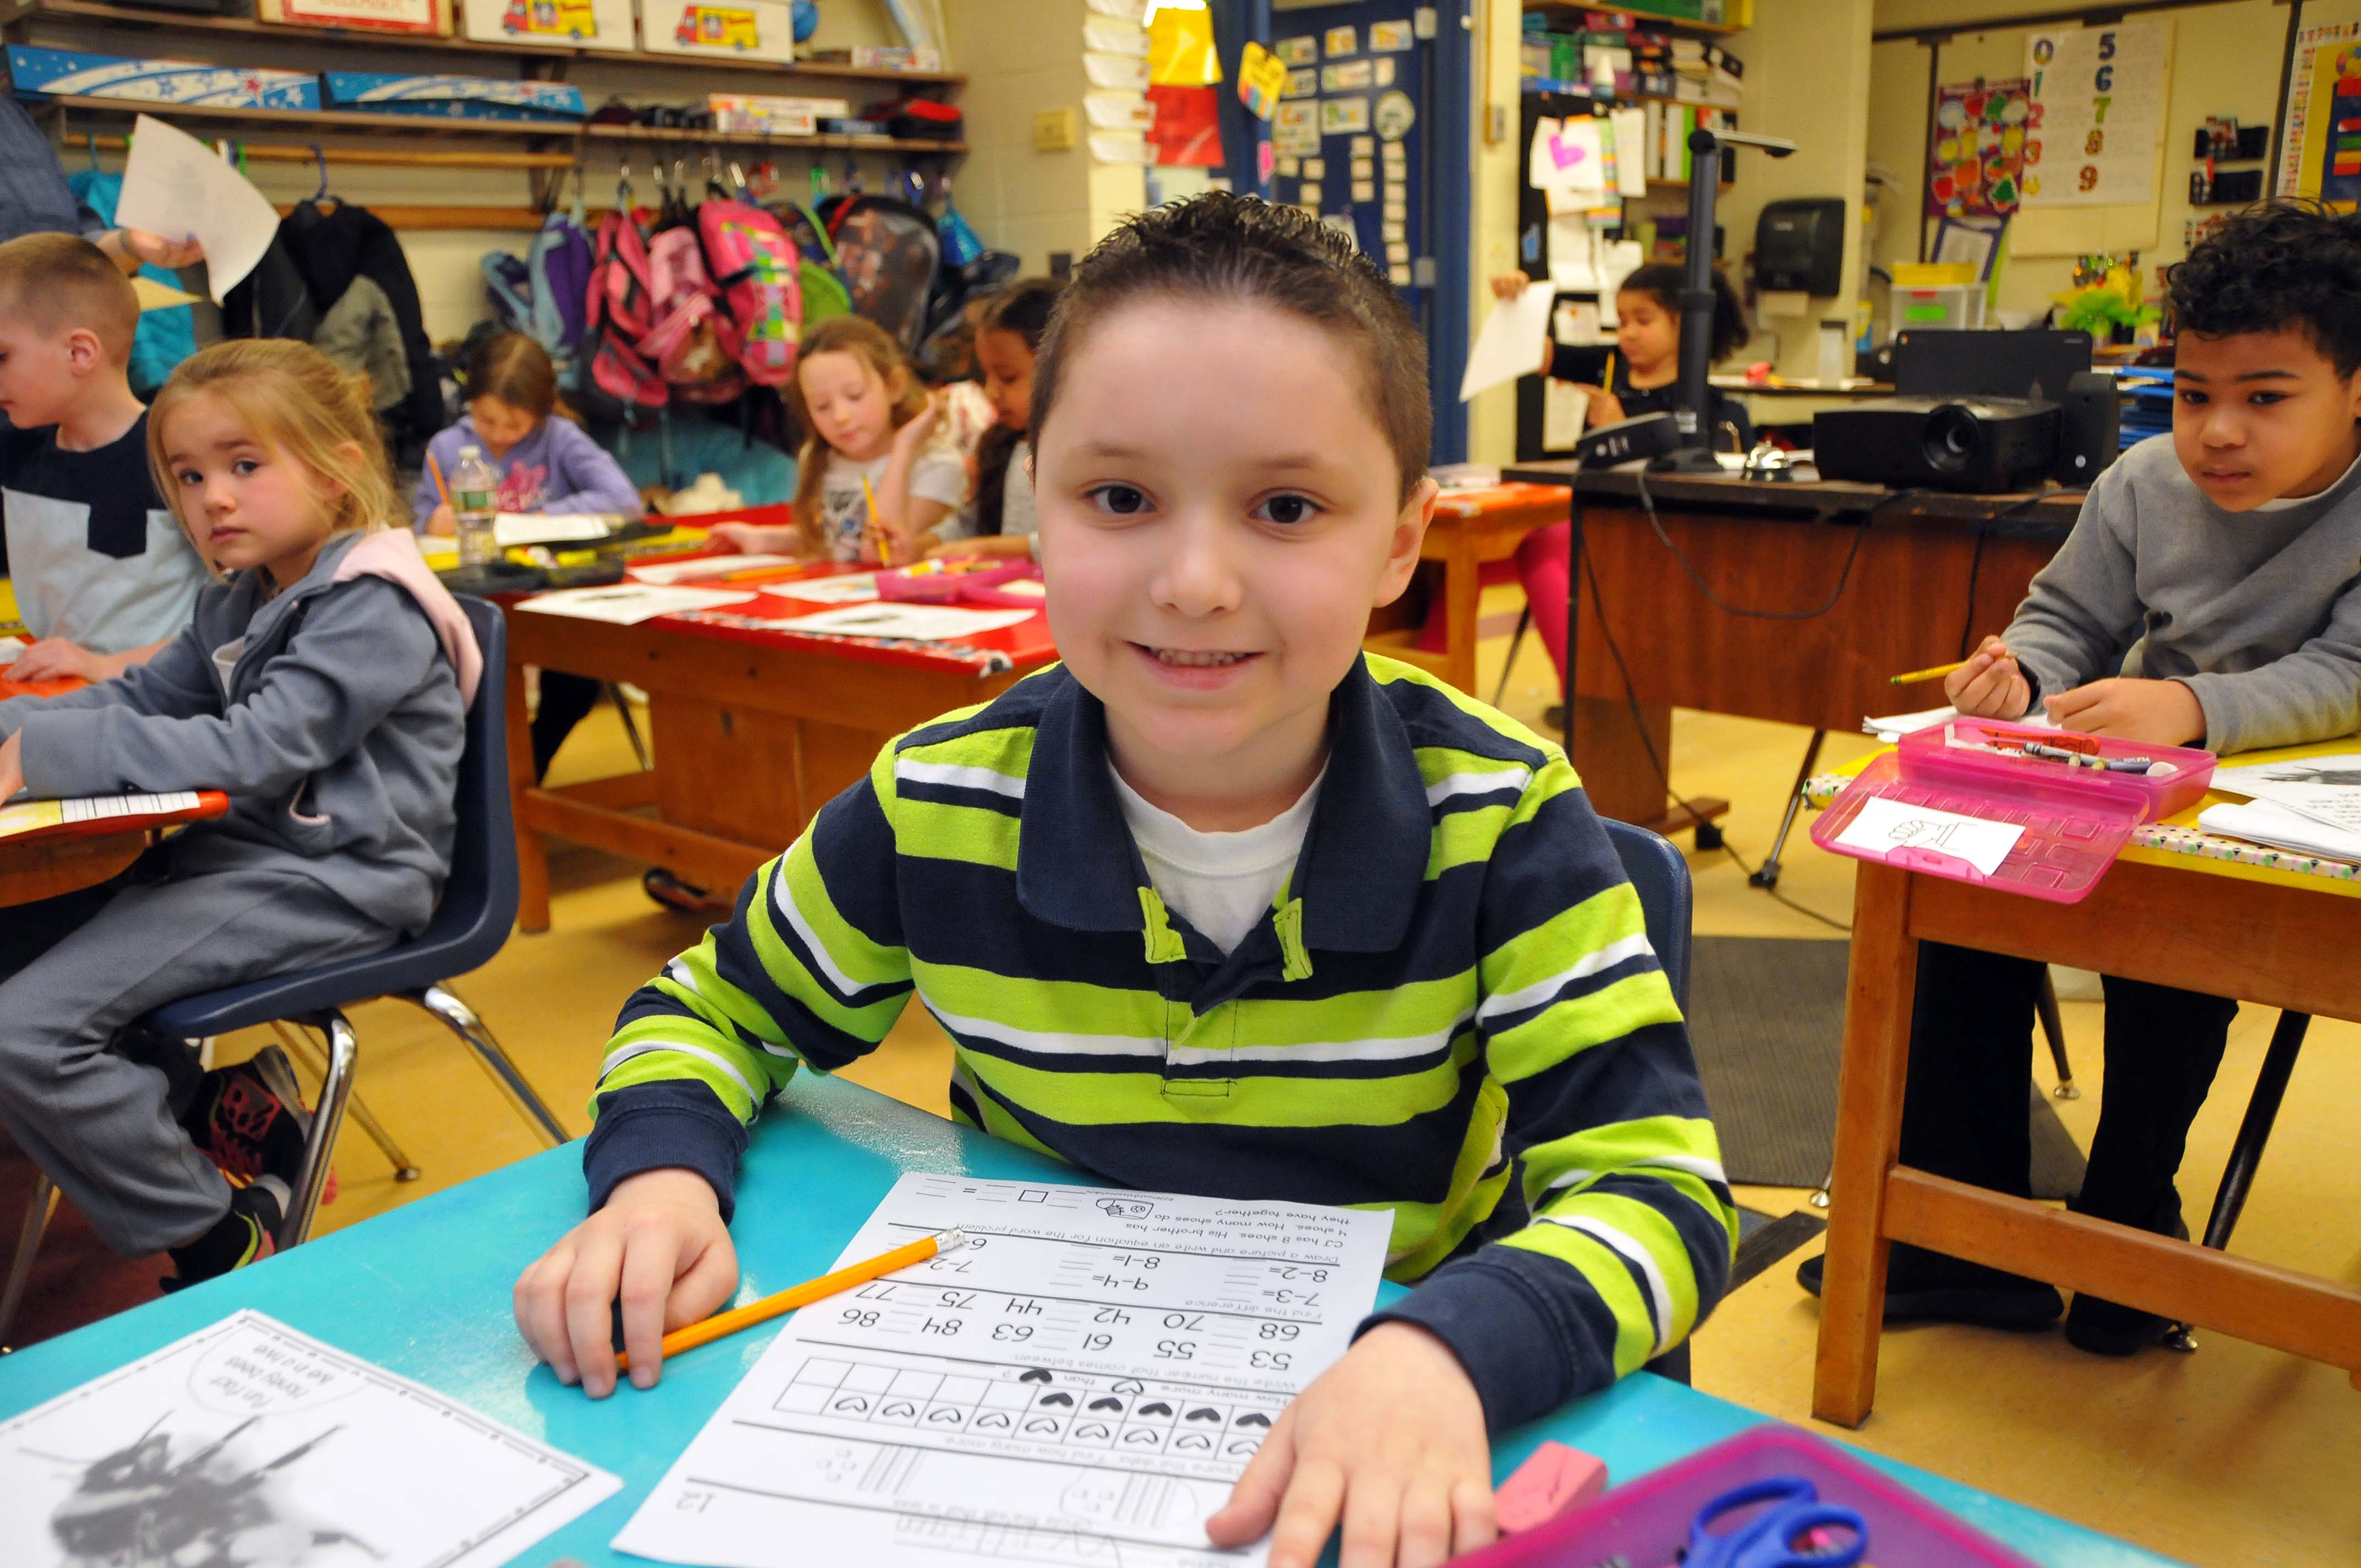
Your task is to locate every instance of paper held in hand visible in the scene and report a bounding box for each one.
[112,115,279,303]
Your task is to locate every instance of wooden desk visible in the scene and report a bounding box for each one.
[1363,481,1570,698]
[1497,466,2079,828]
[1813,739,2361,1427]
[504,574,1058,932]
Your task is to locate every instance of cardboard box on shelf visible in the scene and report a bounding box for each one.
[321,71,587,121]
[708,92,851,136]
[460,0,635,53]
[639,0,798,64]
[258,0,453,36]
[6,47,321,109]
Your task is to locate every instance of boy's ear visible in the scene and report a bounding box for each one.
[1371,476,1439,609]
[62,327,104,374]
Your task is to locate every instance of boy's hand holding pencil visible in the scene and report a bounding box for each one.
[1944,634,2033,721]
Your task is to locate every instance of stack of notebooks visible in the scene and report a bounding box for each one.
[2199,756,2361,864]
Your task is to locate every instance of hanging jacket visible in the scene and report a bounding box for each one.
[221,232,323,349]
[69,167,197,394]
[274,202,447,458]
[313,274,411,413]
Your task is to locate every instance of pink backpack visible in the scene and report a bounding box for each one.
[697,197,803,387]
[640,225,744,404]
[583,207,668,413]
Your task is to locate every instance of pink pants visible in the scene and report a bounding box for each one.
[1513,522,1574,686]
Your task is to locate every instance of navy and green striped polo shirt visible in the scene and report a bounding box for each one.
[584,653,1735,1431]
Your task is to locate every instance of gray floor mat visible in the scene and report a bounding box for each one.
[1685,935,2086,1200]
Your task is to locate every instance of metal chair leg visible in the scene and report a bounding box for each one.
[0,1173,59,1352]
[1810,1163,1832,1209]
[270,1022,420,1182]
[1491,608,1531,708]
[1749,729,1827,891]
[607,683,652,771]
[280,1011,359,1249]
[406,984,569,1146]
[2200,1010,2309,1250]
[2035,971,2079,1099]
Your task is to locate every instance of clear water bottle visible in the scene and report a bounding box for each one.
[453,445,498,568]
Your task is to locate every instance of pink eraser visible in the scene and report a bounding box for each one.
[1494,1440,1609,1533]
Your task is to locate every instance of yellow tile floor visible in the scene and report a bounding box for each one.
[222,592,2357,1567]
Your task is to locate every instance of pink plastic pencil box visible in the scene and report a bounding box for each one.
[875,559,1035,603]
[1813,718,2216,903]
[1454,1428,2043,1568]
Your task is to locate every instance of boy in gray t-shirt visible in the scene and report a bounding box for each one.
[1799,202,2361,1355]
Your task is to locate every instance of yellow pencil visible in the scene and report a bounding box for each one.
[618,1228,966,1370]
[861,474,894,568]
[426,452,453,509]
[1604,350,1617,391]
[1891,658,1971,685]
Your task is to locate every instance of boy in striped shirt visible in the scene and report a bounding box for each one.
[516,194,1735,1568]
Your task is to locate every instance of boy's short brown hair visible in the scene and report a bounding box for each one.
[0,233,138,366]
[1030,193,1431,500]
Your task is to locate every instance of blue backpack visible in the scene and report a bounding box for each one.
[482,203,594,386]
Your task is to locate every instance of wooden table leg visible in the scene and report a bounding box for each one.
[505,655,551,935]
[1443,532,1483,696]
[1813,862,1919,1428]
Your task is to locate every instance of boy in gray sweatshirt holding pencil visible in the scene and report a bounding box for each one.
[1799,201,2361,1355]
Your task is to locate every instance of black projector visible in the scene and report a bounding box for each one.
[1813,396,2060,493]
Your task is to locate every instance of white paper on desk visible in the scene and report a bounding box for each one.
[2211,753,2361,834]
[518,584,756,625]
[113,116,278,304]
[1834,795,2025,876]
[611,1173,1393,1568]
[2198,798,2361,863]
[1861,706,2058,743]
[630,553,803,585]
[1460,284,1556,402]
[0,1310,618,1568]
[765,570,882,604]
[780,602,1036,640]
[1542,375,1589,450]
[494,513,618,548]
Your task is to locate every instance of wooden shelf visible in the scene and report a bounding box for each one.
[1644,177,1735,190]
[3,0,967,85]
[43,92,965,154]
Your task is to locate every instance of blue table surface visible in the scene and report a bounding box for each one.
[0,1075,2182,1568]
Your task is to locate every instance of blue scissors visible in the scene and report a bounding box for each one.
[1682,1477,1868,1568]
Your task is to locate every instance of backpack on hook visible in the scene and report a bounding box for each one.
[580,175,670,418]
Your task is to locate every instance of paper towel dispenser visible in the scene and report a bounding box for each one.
[1755,198,1847,297]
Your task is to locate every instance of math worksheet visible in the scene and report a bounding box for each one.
[613,1174,1395,1568]
[0,1310,618,1568]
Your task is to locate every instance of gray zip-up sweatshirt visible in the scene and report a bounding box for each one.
[0,530,478,935]
[2005,434,2361,754]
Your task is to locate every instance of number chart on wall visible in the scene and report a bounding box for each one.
[2022,19,2172,206]
[1265,5,1428,300]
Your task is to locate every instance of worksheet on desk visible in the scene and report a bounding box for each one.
[612,1174,1395,1568]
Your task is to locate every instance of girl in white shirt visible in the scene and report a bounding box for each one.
[932,277,1063,561]
[708,316,967,564]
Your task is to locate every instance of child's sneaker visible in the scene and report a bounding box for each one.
[162,1177,286,1291]
[644,867,731,913]
[184,1046,335,1202]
